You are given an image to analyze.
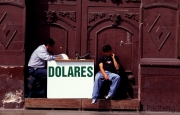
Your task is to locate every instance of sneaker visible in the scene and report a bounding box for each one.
[91,99,97,104]
[104,95,111,100]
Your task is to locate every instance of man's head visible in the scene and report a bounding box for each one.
[44,38,55,52]
[102,44,112,57]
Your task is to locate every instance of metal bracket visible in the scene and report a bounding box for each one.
[75,51,91,60]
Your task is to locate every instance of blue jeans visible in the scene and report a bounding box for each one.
[92,71,120,101]
[29,67,47,78]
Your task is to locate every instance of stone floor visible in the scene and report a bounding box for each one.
[0,110,180,115]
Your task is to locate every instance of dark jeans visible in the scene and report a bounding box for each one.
[28,67,47,97]
[29,67,47,78]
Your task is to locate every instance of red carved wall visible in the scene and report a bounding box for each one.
[0,0,180,112]
[0,0,25,108]
[140,0,180,112]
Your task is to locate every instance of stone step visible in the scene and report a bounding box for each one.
[24,98,139,110]
[25,98,81,109]
[82,99,139,110]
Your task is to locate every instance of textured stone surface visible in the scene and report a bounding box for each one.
[0,66,24,108]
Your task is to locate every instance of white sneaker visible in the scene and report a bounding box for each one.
[91,99,97,104]
[104,95,111,100]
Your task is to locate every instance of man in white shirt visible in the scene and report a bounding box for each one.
[28,38,60,77]
[28,38,61,97]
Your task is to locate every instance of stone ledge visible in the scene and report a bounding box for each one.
[25,98,139,110]
[82,99,139,110]
[25,98,81,109]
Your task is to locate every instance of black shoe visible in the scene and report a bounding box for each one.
[104,95,111,100]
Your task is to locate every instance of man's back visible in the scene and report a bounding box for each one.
[28,44,55,68]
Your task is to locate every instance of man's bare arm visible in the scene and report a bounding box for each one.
[99,63,109,80]
[112,53,120,70]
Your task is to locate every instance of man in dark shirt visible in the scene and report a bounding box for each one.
[91,44,121,104]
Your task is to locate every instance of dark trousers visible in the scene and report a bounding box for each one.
[28,67,47,97]
[29,67,47,78]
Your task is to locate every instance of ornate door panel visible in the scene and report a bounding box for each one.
[141,5,178,59]
[82,0,140,99]
[140,0,179,111]
[0,2,25,65]
[96,29,133,71]
[26,0,81,62]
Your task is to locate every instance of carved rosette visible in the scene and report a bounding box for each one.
[59,11,76,22]
[45,10,55,23]
[109,13,121,26]
[125,13,139,22]
[88,12,106,23]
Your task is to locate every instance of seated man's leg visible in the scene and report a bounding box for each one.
[31,68,47,91]
[29,68,47,78]
[92,71,105,103]
[106,71,120,99]
[28,68,47,97]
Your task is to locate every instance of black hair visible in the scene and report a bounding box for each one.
[102,44,112,52]
[44,38,55,46]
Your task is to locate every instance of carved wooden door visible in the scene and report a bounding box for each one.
[26,0,81,63]
[26,0,141,99]
[81,0,140,99]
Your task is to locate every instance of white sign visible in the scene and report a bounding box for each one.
[47,60,94,98]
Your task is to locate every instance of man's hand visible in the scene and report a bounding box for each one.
[111,53,120,70]
[111,53,115,59]
[56,57,62,60]
[104,74,109,80]
[99,63,109,80]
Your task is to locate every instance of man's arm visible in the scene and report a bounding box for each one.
[38,49,56,60]
[112,53,120,70]
[99,63,109,80]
